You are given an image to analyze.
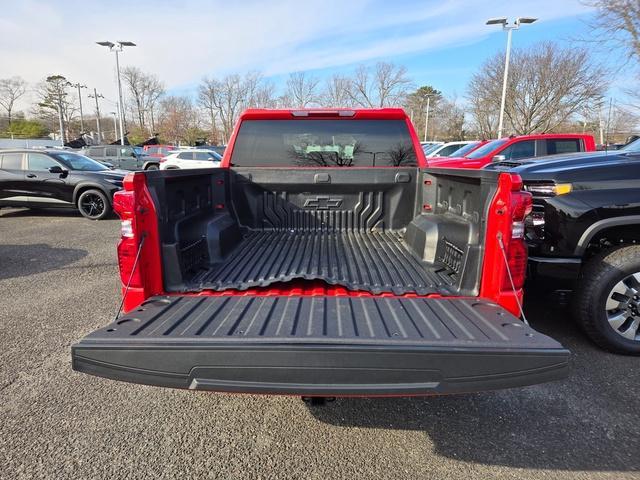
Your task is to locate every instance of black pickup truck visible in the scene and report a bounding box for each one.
[71,108,569,397]
[489,140,640,354]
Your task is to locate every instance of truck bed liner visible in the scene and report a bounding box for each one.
[190,230,454,295]
[72,295,569,396]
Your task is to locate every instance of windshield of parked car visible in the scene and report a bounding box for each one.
[621,138,640,153]
[230,119,417,167]
[465,139,508,159]
[51,152,109,171]
[421,143,442,155]
[448,142,480,157]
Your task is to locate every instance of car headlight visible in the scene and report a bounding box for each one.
[524,182,572,196]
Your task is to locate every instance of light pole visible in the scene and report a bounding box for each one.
[88,88,104,142]
[423,94,435,142]
[67,82,87,133]
[96,40,136,145]
[110,111,118,142]
[486,17,537,138]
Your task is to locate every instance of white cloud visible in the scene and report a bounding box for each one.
[0,0,592,111]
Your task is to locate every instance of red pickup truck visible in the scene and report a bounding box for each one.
[428,133,596,169]
[72,109,568,397]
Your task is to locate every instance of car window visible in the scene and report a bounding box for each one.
[546,139,580,155]
[500,140,535,160]
[437,144,464,156]
[450,142,479,157]
[105,147,118,157]
[121,147,133,156]
[194,152,214,161]
[0,153,23,170]
[231,119,417,167]
[50,152,108,171]
[465,139,508,159]
[27,153,60,171]
[177,152,193,160]
[89,147,103,156]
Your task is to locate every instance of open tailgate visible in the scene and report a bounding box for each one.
[72,296,569,396]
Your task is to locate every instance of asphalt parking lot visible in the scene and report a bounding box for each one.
[1,207,639,480]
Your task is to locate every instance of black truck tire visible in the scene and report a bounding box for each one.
[573,245,640,355]
[77,189,111,220]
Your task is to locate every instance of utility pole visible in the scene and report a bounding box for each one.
[96,40,136,145]
[88,88,104,142]
[486,17,538,138]
[67,82,87,133]
[110,111,118,141]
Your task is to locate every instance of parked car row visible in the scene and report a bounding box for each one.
[422,133,596,168]
[76,144,225,171]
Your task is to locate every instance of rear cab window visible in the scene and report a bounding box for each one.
[230,119,417,167]
[546,139,581,154]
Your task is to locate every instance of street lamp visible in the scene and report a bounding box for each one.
[88,89,104,142]
[67,82,87,133]
[96,40,136,145]
[486,17,537,138]
[423,94,436,142]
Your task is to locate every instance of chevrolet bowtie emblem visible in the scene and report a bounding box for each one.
[303,197,343,210]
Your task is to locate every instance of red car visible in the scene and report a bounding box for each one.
[428,133,596,169]
[142,144,177,159]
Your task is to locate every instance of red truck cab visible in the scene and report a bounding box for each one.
[428,133,596,169]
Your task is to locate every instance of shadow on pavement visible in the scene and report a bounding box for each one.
[308,293,640,472]
[0,207,80,219]
[0,244,88,280]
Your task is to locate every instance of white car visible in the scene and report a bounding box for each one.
[160,149,222,170]
[424,141,475,158]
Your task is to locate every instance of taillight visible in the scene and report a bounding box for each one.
[502,175,532,290]
[113,175,142,288]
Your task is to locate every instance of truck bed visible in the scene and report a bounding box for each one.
[153,167,483,297]
[72,295,569,395]
[189,230,454,295]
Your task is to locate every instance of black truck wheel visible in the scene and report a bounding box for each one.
[573,245,640,355]
[77,189,111,220]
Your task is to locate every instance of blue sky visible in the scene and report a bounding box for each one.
[0,0,633,110]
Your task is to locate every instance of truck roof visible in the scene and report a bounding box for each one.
[238,108,409,121]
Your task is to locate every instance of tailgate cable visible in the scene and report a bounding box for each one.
[114,233,146,321]
[497,232,529,325]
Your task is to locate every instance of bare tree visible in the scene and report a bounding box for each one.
[198,77,219,140]
[322,74,353,107]
[284,72,320,107]
[348,62,411,108]
[0,76,27,127]
[467,42,607,135]
[197,72,274,143]
[34,75,77,141]
[585,0,640,64]
[121,66,165,135]
[157,95,199,144]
